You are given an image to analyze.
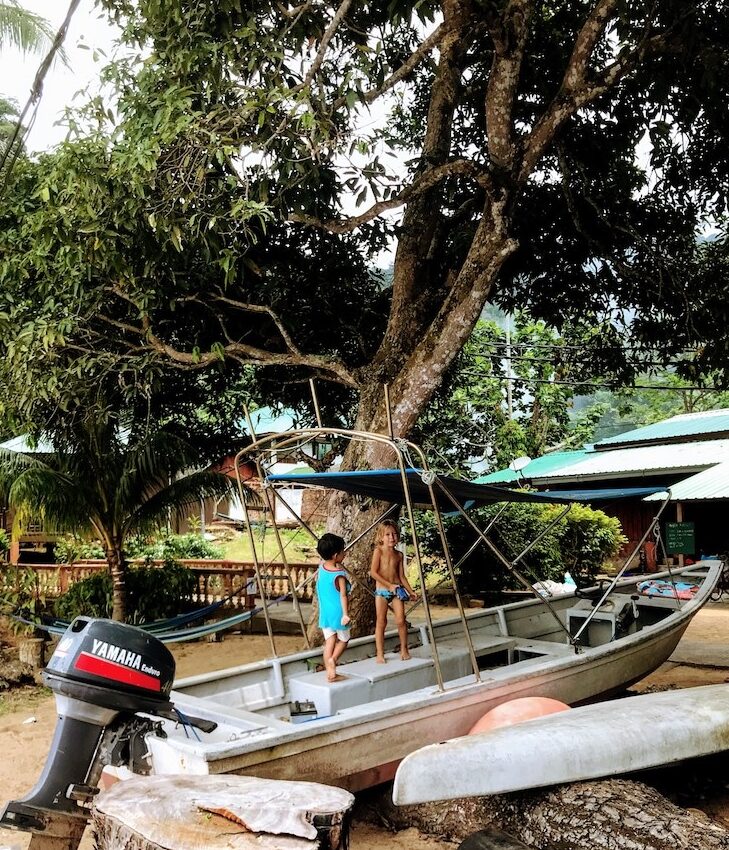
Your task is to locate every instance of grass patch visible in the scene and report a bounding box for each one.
[220,527,321,563]
[0,684,52,717]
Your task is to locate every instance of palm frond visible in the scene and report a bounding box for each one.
[8,466,94,535]
[125,471,251,537]
[0,2,55,56]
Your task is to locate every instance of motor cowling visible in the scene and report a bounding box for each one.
[44,616,176,715]
[0,618,176,837]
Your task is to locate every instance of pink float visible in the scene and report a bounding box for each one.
[468,697,570,734]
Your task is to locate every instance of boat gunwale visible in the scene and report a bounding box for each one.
[160,561,722,764]
[172,561,719,691]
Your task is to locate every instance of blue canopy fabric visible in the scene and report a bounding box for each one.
[266,469,666,509]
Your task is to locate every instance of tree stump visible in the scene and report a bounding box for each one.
[359,777,729,849]
[18,637,45,669]
[92,774,353,850]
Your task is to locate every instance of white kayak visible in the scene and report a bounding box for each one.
[392,683,729,805]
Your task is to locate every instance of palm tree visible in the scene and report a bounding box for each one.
[0,418,244,621]
[0,1,55,55]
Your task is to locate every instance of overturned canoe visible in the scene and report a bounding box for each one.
[393,681,729,804]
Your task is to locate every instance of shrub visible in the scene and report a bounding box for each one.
[125,559,197,623]
[0,566,51,633]
[54,571,112,620]
[414,500,626,595]
[54,534,105,564]
[125,533,222,561]
[54,560,197,623]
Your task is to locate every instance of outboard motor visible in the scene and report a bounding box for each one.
[0,617,214,848]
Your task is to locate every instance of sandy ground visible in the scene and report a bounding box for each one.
[2,604,729,849]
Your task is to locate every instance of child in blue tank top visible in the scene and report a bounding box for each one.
[316,533,351,682]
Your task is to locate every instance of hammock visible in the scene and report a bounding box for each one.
[32,577,259,636]
[9,591,293,645]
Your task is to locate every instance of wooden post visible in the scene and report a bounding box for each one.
[92,774,354,850]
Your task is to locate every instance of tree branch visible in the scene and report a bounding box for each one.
[519,11,674,183]
[295,0,354,92]
[485,0,535,170]
[211,294,303,355]
[141,325,358,387]
[333,22,448,110]
[289,158,493,233]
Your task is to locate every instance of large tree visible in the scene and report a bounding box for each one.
[2,1,729,632]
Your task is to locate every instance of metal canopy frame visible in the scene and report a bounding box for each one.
[232,390,677,686]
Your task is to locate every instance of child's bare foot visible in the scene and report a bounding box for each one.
[400,650,411,661]
[375,655,386,664]
[325,658,337,681]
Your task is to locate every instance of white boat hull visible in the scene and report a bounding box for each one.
[147,562,721,791]
[393,683,729,804]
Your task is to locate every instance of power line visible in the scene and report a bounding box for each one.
[460,369,724,393]
[467,341,703,370]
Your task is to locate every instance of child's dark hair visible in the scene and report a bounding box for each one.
[317,533,346,560]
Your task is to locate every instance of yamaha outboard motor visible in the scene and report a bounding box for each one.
[0,617,214,849]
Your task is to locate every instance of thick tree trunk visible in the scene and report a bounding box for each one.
[358,778,729,849]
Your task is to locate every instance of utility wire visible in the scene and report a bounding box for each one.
[459,369,724,393]
[0,0,82,197]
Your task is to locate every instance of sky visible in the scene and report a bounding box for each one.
[0,0,119,153]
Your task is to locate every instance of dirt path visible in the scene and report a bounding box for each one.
[1,604,729,849]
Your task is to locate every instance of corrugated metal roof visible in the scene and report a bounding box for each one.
[0,434,54,453]
[644,461,729,501]
[534,439,729,482]
[475,450,589,484]
[595,408,729,448]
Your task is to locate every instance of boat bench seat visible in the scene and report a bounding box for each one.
[288,654,438,716]
[511,638,576,658]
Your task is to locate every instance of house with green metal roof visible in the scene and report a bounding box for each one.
[478,409,729,563]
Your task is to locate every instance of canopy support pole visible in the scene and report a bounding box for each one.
[243,408,310,648]
[433,478,577,647]
[237,408,278,657]
[572,490,674,644]
[405,442,481,682]
[394,446,445,691]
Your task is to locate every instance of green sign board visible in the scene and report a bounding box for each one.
[666,521,695,555]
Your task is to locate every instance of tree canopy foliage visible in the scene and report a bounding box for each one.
[2,1,729,439]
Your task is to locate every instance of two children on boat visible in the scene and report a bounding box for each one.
[316,520,416,680]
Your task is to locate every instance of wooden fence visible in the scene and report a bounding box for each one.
[1,559,319,609]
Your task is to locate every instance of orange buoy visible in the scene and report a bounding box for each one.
[468,697,570,734]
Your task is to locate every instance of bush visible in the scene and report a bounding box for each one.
[0,566,52,633]
[54,559,197,623]
[414,501,626,595]
[54,571,112,620]
[54,534,105,564]
[125,533,222,561]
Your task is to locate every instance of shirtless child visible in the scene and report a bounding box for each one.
[369,520,416,663]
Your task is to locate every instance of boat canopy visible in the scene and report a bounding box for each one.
[266,469,665,509]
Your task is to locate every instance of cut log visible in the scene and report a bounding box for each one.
[92,774,353,850]
[18,637,45,669]
[458,827,535,849]
[358,777,729,849]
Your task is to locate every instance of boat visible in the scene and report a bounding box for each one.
[392,681,729,804]
[140,421,723,792]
